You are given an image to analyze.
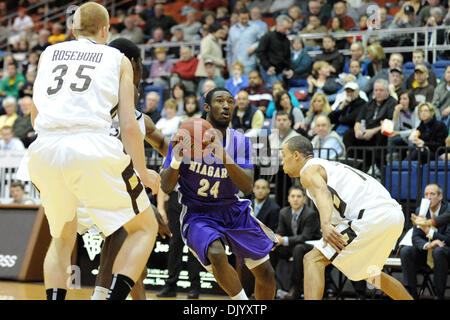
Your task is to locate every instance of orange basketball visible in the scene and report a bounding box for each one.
[177,118,213,159]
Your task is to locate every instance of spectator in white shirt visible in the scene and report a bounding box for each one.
[155,98,181,138]
[9,7,34,45]
[0,126,25,150]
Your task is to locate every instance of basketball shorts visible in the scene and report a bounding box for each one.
[315,204,404,281]
[180,199,277,272]
[28,131,150,238]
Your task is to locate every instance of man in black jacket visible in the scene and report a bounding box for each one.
[256,14,294,87]
[400,184,450,300]
[315,35,345,77]
[272,186,321,299]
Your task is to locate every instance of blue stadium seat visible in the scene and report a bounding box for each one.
[422,161,450,200]
[403,61,415,78]
[144,85,164,112]
[384,161,420,200]
[431,60,450,80]
[287,79,307,89]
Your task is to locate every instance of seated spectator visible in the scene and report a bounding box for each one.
[305,0,331,26]
[432,65,450,119]
[406,49,437,89]
[11,37,29,64]
[0,126,24,150]
[198,79,217,111]
[196,23,226,78]
[418,0,447,26]
[269,110,301,158]
[180,95,202,121]
[201,10,217,28]
[272,186,321,300]
[13,96,35,148]
[269,0,296,14]
[9,181,37,204]
[410,102,448,162]
[388,67,406,101]
[18,70,35,98]
[347,59,369,93]
[266,80,300,118]
[412,64,435,104]
[326,0,355,31]
[305,92,332,137]
[366,42,387,78]
[170,46,199,93]
[148,47,173,88]
[21,51,39,76]
[290,37,312,80]
[147,27,172,57]
[249,6,268,34]
[271,90,305,132]
[331,75,368,110]
[171,6,202,42]
[144,3,177,36]
[364,52,404,97]
[400,183,449,300]
[0,62,26,99]
[315,35,345,77]
[393,0,421,24]
[244,70,272,115]
[231,90,264,132]
[196,59,225,100]
[300,14,327,48]
[31,29,50,54]
[425,7,447,45]
[288,5,306,35]
[312,114,346,159]
[388,90,420,160]
[215,6,229,24]
[225,61,249,99]
[307,61,340,99]
[343,41,369,76]
[9,7,34,45]
[329,81,367,137]
[252,178,280,231]
[0,97,18,135]
[171,82,186,116]
[120,16,144,44]
[327,16,347,50]
[142,91,161,124]
[155,99,182,138]
[48,23,66,45]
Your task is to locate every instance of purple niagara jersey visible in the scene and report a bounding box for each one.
[163,128,276,268]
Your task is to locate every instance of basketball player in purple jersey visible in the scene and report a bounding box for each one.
[160,87,277,300]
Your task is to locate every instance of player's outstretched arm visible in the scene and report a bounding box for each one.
[143,113,170,157]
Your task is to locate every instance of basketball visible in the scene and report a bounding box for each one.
[177,118,213,158]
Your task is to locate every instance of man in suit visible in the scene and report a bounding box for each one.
[273,186,321,299]
[400,183,450,299]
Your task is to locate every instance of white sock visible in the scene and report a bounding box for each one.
[91,286,109,300]
[231,289,248,300]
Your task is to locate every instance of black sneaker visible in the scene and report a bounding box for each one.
[156,286,177,298]
[187,289,200,299]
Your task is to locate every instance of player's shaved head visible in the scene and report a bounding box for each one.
[286,135,314,158]
[72,2,109,37]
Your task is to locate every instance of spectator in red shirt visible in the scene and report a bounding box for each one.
[170,46,199,93]
[326,0,355,31]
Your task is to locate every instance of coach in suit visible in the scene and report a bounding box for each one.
[400,183,450,300]
[252,178,280,231]
[273,186,321,300]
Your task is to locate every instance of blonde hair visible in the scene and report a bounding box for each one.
[308,92,331,116]
[312,61,330,76]
[164,98,178,111]
[366,43,385,62]
[72,2,109,37]
[231,61,244,72]
[418,102,436,117]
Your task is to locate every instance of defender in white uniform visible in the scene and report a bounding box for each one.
[281,135,413,300]
[28,2,160,300]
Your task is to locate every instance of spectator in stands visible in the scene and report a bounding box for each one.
[216,6,229,24]
[271,90,306,132]
[248,0,272,15]
[406,49,438,89]
[393,0,422,24]
[120,16,144,44]
[142,0,155,21]
[327,16,347,50]
[273,186,321,300]
[170,6,201,42]
[48,22,66,45]
[331,74,368,112]
[343,41,369,76]
[171,82,186,116]
[424,7,446,44]
[144,3,177,36]
[19,70,35,98]
[170,46,199,93]
[249,6,268,33]
[169,26,184,53]
[400,183,449,300]
[13,96,35,148]
[11,37,29,64]
[307,61,340,99]
[198,79,217,111]
[21,50,38,76]
[347,59,369,92]
[418,0,447,25]
[252,178,280,232]
[9,7,33,45]
[0,126,24,150]
[388,90,420,160]
[226,8,264,76]
[148,47,172,88]
[244,69,272,115]
[269,110,301,158]
[231,90,264,132]
[300,14,327,49]
[366,42,387,78]
[344,79,397,171]
[142,91,161,124]
[364,52,404,96]
[31,29,50,54]
[266,80,300,118]
[388,67,406,101]
[306,0,331,26]
[412,64,435,104]
[225,61,248,99]
[0,62,25,99]
[312,114,346,159]
[201,10,216,29]
[410,102,448,162]
[439,133,450,161]
[305,92,332,137]
[326,0,355,31]
[290,36,312,80]
[329,81,367,137]
[432,65,450,119]
[376,7,391,30]
[268,0,295,15]
[155,98,181,138]
[9,181,37,204]
[147,27,172,57]
[196,59,226,100]
[0,97,18,135]
[315,35,345,77]
[256,14,294,87]
[288,5,305,34]
[180,95,202,121]
[196,23,226,78]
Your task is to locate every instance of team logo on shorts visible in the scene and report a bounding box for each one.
[82,233,104,261]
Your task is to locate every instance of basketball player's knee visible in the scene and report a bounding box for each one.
[255,262,275,283]
[303,250,320,269]
[207,241,227,266]
[124,207,157,235]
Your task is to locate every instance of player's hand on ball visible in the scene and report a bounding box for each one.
[172,130,191,161]
[203,128,226,161]
[322,224,347,253]
[142,169,161,195]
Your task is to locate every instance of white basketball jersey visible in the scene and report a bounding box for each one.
[300,158,400,224]
[33,38,124,133]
